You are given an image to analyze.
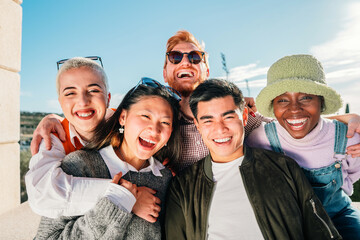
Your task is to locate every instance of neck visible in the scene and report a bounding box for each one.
[211,147,244,163]
[75,130,93,142]
[180,96,194,119]
[116,143,148,171]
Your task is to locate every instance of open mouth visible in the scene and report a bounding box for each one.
[285,118,308,130]
[139,136,156,149]
[213,137,231,144]
[76,110,95,119]
[177,71,194,78]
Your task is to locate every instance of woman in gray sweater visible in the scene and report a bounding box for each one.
[36,78,181,240]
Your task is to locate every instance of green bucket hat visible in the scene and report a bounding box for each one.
[256,54,342,117]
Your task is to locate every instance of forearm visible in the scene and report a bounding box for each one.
[244,112,273,137]
[25,136,110,218]
[326,113,357,124]
[36,198,132,240]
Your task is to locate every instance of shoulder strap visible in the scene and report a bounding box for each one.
[264,122,284,154]
[333,120,348,155]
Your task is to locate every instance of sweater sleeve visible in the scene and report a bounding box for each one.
[35,150,134,239]
[244,112,273,137]
[25,134,111,218]
[36,197,132,240]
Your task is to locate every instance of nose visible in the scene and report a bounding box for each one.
[214,120,228,134]
[78,93,90,106]
[179,53,191,66]
[289,100,302,112]
[149,121,162,135]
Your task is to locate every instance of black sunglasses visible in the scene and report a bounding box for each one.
[166,50,205,64]
[130,77,181,101]
[56,56,103,70]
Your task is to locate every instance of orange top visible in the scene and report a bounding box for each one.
[54,119,84,155]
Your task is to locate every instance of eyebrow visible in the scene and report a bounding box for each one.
[199,110,236,120]
[62,83,103,92]
[142,109,173,119]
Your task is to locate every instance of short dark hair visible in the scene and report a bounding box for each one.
[189,79,245,120]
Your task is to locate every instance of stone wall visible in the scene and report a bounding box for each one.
[0,0,22,215]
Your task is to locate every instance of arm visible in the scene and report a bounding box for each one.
[327,113,360,137]
[36,197,133,240]
[343,133,360,194]
[165,179,187,240]
[31,114,65,155]
[35,153,139,240]
[25,134,111,218]
[326,114,360,157]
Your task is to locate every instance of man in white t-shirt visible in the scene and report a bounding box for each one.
[165,79,342,240]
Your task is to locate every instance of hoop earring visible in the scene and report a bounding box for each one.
[119,125,124,134]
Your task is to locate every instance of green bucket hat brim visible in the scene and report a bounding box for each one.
[256,78,343,117]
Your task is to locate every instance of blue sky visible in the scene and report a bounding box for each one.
[21,0,360,114]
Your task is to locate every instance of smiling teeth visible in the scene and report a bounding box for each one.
[78,112,93,117]
[286,118,307,125]
[177,71,194,78]
[214,137,231,143]
[140,137,156,144]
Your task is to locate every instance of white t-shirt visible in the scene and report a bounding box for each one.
[207,157,263,240]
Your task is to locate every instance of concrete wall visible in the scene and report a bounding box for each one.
[0,0,22,215]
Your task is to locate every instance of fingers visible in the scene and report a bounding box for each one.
[132,187,161,223]
[55,122,66,142]
[30,134,42,155]
[43,134,53,151]
[142,214,157,223]
[347,124,356,138]
[111,172,122,184]
[247,107,256,118]
[138,186,157,195]
[347,144,360,158]
[244,97,257,113]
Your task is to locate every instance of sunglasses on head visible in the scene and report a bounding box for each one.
[130,77,182,101]
[166,50,205,65]
[56,56,103,70]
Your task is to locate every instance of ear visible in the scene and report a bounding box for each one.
[206,67,210,78]
[106,92,111,108]
[242,107,248,127]
[119,109,127,126]
[163,68,168,83]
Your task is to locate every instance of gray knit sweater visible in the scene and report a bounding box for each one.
[35,149,172,240]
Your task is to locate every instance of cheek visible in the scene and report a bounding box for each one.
[60,100,73,113]
[273,105,285,120]
[163,128,173,141]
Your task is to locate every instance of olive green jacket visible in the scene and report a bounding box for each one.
[165,146,341,240]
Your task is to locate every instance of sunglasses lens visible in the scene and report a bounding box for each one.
[168,51,183,64]
[188,51,203,64]
[142,77,162,88]
[165,86,182,101]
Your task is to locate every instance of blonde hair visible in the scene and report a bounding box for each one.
[56,57,109,96]
[164,30,209,68]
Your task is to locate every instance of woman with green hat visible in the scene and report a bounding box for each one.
[246,54,360,239]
